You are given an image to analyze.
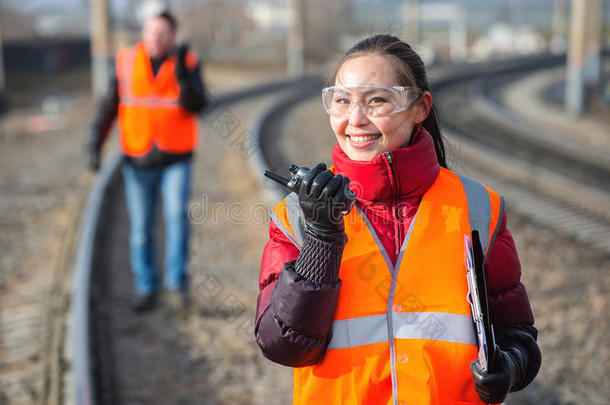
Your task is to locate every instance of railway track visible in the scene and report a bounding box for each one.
[255,55,610,254]
[435,72,610,253]
[71,78,317,405]
[72,53,608,405]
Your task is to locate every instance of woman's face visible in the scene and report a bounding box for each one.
[330,54,431,161]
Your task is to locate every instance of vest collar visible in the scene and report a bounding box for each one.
[134,42,176,87]
[332,125,440,201]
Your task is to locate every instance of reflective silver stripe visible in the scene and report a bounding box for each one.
[393,211,418,275]
[387,211,418,405]
[285,192,306,247]
[486,197,505,262]
[356,206,394,274]
[457,174,492,254]
[326,311,476,350]
[269,209,302,250]
[269,193,306,249]
[393,312,477,346]
[286,193,305,246]
[119,97,180,107]
[327,314,388,350]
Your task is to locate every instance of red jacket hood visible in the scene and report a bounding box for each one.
[332,125,441,201]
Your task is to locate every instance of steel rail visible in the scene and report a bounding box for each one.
[69,75,321,405]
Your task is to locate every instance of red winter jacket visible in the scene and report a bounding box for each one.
[255,126,539,379]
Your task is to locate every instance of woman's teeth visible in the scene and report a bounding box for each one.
[349,134,381,143]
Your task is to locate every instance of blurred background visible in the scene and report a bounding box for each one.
[0,1,608,405]
[2,0,608,104]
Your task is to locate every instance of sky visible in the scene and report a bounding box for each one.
[3,0,198,16]
[5,0,87,15]
[4,0,565,16]
[3,0,608,40]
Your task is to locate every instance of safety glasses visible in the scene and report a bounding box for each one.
[322,84,421,118]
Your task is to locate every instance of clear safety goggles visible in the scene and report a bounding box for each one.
[322,84,421,118]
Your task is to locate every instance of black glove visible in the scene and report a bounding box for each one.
[174,43,189,79]
[471,346,526,404]
[85,142,100,172]
[297,162,352,242]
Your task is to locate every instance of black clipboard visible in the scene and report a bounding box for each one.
[471,230,497,371]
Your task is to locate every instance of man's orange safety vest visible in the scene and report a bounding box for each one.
[116,42,199,157]
[270,167,504,405]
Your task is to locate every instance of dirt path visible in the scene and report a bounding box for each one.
[88,94,293,405]
[0,66,290,405]
[0,92,94,404]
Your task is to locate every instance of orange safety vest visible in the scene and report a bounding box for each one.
[116,42,199,157]
[270,167,504,405]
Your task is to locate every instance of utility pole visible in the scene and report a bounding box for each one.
[0,1,6,107]
[287,0,306,77]
[583,0,602,86]
[449,7,467,62]
[551,0,568,53]
[565,0,603,116]
[404,0,420,45]
[90,0,110,100]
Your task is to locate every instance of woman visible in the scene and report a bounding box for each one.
[255,34,541,405]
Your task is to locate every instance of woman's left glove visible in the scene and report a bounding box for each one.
[470,346,527,404]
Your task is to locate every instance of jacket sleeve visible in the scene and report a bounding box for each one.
[255,220,341,367]
[485,211,541,390]
[89,74,119,155]
[485,213,534,328]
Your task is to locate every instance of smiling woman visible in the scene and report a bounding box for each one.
[255,34,541,405]
[327,54,431,162]
[326,37,444,165]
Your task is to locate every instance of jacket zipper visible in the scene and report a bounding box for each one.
[384,152,401,262]
[384,152,401,218]
[384,153,401,405]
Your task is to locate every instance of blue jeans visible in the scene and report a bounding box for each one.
[122,159,192,295]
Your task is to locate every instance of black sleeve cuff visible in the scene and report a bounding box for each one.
[498,326,542,391]
[295,230,345,284]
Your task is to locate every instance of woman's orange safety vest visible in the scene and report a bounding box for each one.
[270,167,504,405]
[116,42,198,157]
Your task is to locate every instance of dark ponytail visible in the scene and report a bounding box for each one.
[331,34,447,168]
[421,105,446,168]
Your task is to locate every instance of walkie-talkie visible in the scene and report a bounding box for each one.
[264,164,356,214]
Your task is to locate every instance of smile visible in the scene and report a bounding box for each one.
[347,134,381,143]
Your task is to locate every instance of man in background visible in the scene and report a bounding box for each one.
[88,9,207,312]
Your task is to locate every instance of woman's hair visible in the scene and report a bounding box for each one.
[331,34,447,168]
